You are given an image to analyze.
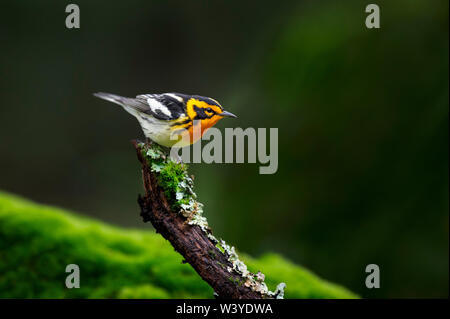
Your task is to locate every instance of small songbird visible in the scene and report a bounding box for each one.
[94,92,237,147]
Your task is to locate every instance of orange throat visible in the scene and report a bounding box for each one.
[186,117,221,144]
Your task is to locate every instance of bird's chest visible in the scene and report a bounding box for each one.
[137,116,173,145]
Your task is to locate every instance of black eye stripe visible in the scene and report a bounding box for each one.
[193,105,215,119]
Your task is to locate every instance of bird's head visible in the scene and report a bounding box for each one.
[185,95,237,133]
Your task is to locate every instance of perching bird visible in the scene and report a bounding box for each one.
[93,92,237,147]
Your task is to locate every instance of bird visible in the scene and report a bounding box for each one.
[93,92,237,147]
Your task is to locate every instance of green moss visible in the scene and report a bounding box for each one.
[159,161,188,202]
[118,284,170,299]
[140,143,196,212]
[0,191,358,299]
[216,242,225,254]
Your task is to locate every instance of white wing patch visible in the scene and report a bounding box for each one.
[147,97,172,117]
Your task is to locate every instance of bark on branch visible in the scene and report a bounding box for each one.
[132,140,280,299]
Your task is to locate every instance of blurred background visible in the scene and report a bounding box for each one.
[0,0,448,298]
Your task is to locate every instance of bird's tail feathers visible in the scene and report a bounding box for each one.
[94,92,144,118]
[93,92,129,106]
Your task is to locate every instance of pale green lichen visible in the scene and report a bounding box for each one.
[216,238,286,297]
[139,142,286,298]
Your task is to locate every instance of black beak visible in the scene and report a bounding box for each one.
[219,110,237,118]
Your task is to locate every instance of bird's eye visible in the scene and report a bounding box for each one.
[205,108,213,113]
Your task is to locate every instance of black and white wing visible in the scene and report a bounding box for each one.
[135,93,187,121]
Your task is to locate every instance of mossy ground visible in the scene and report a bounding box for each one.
[0,191,358,298]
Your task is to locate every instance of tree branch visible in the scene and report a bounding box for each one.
[132,140,284,299]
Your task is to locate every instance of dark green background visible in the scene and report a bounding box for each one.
[1,0,448,298]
